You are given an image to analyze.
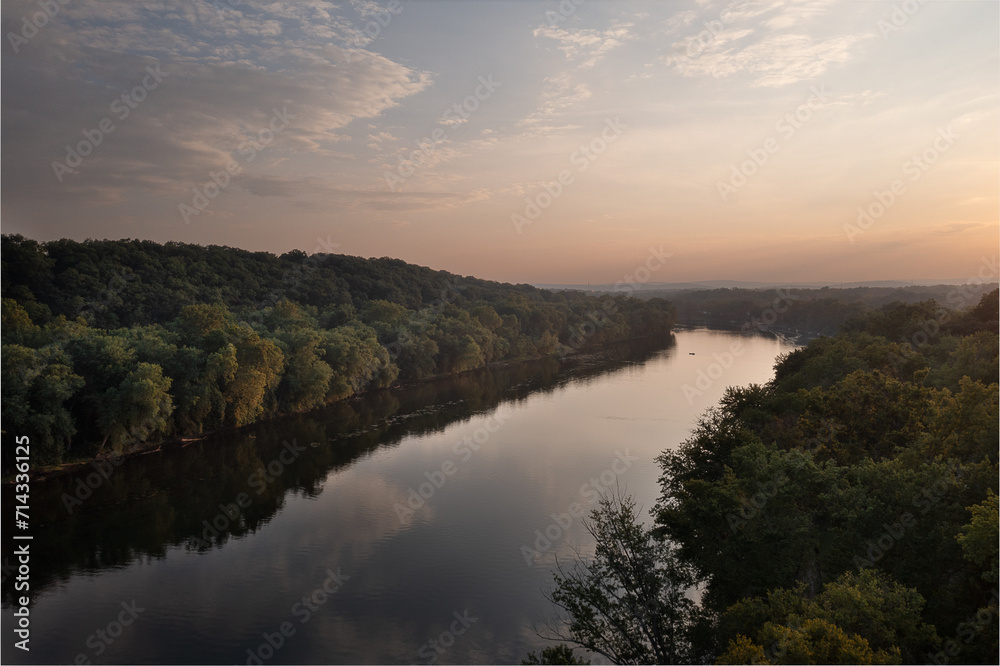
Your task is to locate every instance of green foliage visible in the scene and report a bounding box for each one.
[1,343,83,464]
[2,235,675,470]
[719,570,938,664]
[98,362,174,453]
[720,617,899,665]
[652,301,997,663]
[649,285,996,337]
[522,644,591,664]
[548,489,695,664]
[958,491,999,584]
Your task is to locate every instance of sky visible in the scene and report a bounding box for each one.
[2,0,998,285]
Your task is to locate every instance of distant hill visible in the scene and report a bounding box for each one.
[1,235,676,469]
[647,284,998,336]
[536,278,995,292]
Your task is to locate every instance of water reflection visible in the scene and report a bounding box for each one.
[2,330,798,664]
[2,337,674,608]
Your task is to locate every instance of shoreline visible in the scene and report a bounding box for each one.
[672,320,825,344]
[6,331,677,485]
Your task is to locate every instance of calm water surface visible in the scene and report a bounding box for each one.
[2,329,797,664]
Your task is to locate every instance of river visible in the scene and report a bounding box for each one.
[2,329,798,665]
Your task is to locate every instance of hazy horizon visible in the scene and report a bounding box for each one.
[2,0,998,285]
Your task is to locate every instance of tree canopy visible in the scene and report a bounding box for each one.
[2,235,676,469]
[545,291,998,664]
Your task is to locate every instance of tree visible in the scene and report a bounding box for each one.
[718,617,899,665]
[223,326,283,426]
[1,343,83,465]
[545,488,695,664]
[274,327,334,412]
[320,323,397,399]
[957,490,999,583]
[97,362,174,453]
[522,644,591,665]
[718,569,938,664]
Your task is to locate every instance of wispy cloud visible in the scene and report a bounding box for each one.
[2,0,431,209]
[534,22,634,69]
[516,71,590,136]
[664,0,864,87]
[674,32,861,87]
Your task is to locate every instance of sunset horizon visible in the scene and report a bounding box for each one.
[2,3,998,664]
[3,0,997,286]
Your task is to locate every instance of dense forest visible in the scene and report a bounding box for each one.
[543,291,999,664]
[638,284,998,336]
[1,235,675,470]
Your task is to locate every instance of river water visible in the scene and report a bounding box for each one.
[2,329,797,665]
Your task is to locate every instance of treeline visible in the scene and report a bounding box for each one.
[645,283,998,335]
[1,235,675,470]
[543,290,998,664]
[657,290,999,663]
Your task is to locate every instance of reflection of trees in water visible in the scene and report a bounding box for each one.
[2,336,673,604]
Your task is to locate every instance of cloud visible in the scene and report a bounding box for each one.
[934,221,988,235]
[533,22,634,70]
[516,71,590,135]
[664,0,864,87]
[367,131,397,150]
[672,31,860,87]
[2,0,431,214]
[234,173,476,213]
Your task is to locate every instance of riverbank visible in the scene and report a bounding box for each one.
[672,322,817,345]
[1,328,796,665]
[6,331,677,483]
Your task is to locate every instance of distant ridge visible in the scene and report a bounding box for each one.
[535,279,995,292]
